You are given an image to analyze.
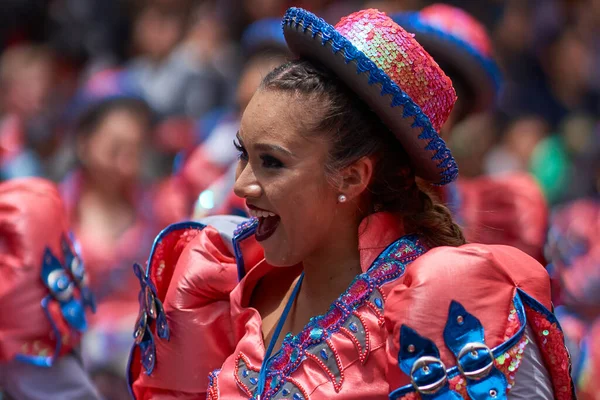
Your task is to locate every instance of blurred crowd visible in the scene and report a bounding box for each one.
[0,0,598,399]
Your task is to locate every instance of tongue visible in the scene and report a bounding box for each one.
[255,215,280,242]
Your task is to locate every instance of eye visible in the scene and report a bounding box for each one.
[260,154,284,169]
[233,139,248,161]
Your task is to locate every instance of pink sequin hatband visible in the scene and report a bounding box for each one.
[282,8,458,185]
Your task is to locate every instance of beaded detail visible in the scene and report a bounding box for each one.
[523,300,574,399]
[233,217,259,237]
[207,369,221,400]
[233,218,259,281]
[226,235,427,399]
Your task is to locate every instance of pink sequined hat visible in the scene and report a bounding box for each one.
[282,8,458,185]
[392,4,502,114]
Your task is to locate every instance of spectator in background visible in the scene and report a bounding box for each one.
[60,93,159,395]
[0,44,55,180]
[126,1,231,119]
[496,0,600,127]
[154,18,291,224]
[484,115,551,177]
[62,94,155,300]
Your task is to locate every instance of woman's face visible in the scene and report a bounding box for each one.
[233,89,341,266]
[80,109,147,192]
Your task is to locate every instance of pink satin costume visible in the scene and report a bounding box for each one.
[128,212,573,399]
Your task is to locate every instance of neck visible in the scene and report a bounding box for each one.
[82,177,133,206]
[298,215,363,314]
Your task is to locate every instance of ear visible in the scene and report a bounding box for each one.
[338,156,374,201]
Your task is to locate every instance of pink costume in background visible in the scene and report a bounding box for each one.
[60,169,160,374]
[449,174,548,263]
[60,170,157,318]
[546,198,600,399]
[0,177,99,399]
[59,68,162,372]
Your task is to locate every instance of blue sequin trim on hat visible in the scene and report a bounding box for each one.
[282,8,459,185]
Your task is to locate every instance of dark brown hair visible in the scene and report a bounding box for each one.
[76,97,151,139]
[261,59,465,248]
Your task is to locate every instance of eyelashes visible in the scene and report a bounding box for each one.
[233,139,248,161]
[260,155,283,169]
[233,139,284,169]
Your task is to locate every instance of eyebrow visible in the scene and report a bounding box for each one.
[237,132,294,158]
[254,143,294,158]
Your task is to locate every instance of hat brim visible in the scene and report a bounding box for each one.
[393,12,502,114]
[282,8,458,185]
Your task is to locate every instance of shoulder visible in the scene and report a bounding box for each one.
[129,218,245,382]
[400,243,550,294]
[384,243,552,359]
[141,219,240,303]
[384,244,564,396]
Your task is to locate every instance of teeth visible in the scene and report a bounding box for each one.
[249,209,277,218]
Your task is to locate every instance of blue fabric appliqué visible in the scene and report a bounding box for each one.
[15,234,94,368]
[390,293,528,399]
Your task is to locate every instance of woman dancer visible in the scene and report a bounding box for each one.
[129,8,572,399]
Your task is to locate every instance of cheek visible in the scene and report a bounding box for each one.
[268,175,336,262]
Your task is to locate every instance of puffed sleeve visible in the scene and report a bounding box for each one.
[0,177,94,366]
[129,223,239,399]
[384,244,572,399]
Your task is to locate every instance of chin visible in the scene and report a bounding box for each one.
[263,252,297,268]
[261,244,298,268]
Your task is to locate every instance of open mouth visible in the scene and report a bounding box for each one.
[247,207,281,242]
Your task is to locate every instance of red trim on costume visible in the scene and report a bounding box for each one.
[286,376,311,400]
[338,311,371,364]
[234,352,260,397]
[526,307,573,399]
[207,369,220,400]
[305,338,345,392]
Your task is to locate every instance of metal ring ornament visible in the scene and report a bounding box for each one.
[456,342,495,380]
[47,269,75,302]
[409,355,448,394]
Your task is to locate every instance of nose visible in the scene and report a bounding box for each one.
[233,162,262,199]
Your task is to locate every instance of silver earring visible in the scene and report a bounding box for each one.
[338,194,347,203]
